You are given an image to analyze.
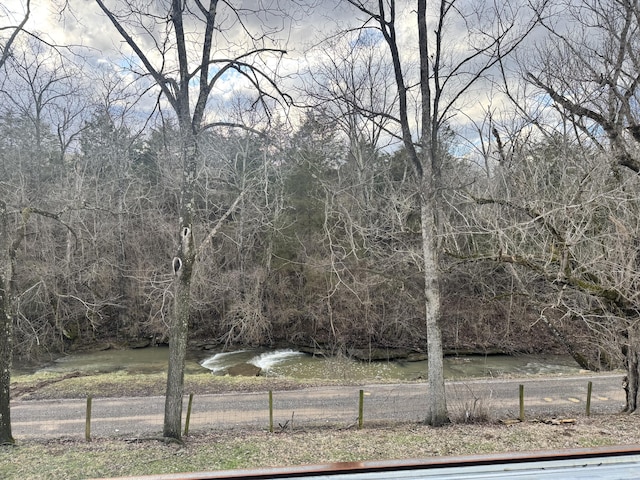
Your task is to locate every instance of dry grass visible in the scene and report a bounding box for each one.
[2,415,640,479]
[11,370,315,400]
[6,368,639,479]
[448,381,495,423]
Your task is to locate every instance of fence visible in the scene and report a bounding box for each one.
[11,375,626,440]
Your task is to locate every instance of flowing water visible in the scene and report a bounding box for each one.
[18,346,585,381]
[200,349,584,381]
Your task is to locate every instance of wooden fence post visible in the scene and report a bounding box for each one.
[85,396,92,442]
[358,389,364,429]
[519,385,525,422]
[586,381,592,416]
[184,393,194,436]
[269,390,273,433]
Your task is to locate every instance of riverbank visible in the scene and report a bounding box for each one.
[10,369,325,401]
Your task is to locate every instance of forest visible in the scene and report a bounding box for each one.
[2,0,640,439]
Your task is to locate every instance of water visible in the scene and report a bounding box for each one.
[199,349,584,381]
[19,346,203,376]
[200,349,306,374]
[15,347,584,380]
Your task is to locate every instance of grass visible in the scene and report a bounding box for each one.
[5,368,639,479]
[2,416,640,479]
[10,368,364,401]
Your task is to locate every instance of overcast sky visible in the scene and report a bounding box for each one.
[2,0,552,157]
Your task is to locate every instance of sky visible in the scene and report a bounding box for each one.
[1,0,554,159]
[2,1,349,122]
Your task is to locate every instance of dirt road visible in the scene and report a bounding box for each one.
[11,374,626,439]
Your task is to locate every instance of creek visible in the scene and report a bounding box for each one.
[18,347,585,381]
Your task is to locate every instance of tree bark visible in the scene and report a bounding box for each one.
[0,201,14,444]
[163,128,198,440]
[623,329,640,413]
[163,236,191,440]
[420,193,448,426]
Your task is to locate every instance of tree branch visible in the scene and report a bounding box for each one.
[0,0,30,69]
[93,0,178,112]
[196,191,245,259]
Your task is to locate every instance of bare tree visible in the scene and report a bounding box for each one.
[93,0,291,441]
[482,0,640,413]
[0,0,31,446]
[0,200,14,445]
[343,0,545,426]
[0,37,89,186]
[298,31,422,354]
[0,201,76,446]
[303,30,397,198]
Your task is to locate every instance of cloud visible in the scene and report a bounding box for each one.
[2,0,545,150]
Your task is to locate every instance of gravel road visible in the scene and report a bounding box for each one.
[11,373,626,439]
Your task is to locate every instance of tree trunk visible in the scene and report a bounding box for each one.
[538,314,601,371]
[420,190,448,426]
[623,333,640,413]
[0,200,14,444]
[163,131,197,441]
[163,234,191,440]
